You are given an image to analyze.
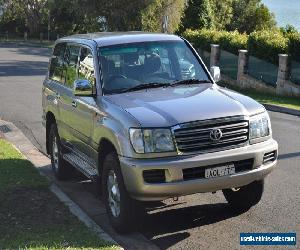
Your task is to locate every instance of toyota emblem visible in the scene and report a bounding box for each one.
[210,129,223,141]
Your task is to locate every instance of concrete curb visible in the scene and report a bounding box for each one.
[0,119,120,248]
[263,103,300,117]
[50,184,117,245]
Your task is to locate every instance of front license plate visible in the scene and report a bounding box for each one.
[205,164,235,179]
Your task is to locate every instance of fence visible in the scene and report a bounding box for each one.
[291,60,300,85]
[248,56,278,86]
[219,50,238,80]
[200,44,300,97]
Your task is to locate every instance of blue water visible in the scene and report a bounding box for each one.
[263,0,300,30]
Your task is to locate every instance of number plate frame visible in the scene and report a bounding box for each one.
[205,164,235,179]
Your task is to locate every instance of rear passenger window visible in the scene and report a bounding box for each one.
[65,44,80,88]
[49,43,66,83]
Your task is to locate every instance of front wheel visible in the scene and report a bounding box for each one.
[102,152,141,233]
[222,180,264,210]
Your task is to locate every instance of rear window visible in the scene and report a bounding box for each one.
[49,43,67,84]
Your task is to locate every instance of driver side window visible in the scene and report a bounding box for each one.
[78,47,95,85]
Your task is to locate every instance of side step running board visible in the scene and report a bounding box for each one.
[63,153,98,181]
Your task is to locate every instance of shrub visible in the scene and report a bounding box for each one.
[248,30,289,64]
[287,32,300,62]
[183,29,247,54]
[183,29,222,51]
[219,30,248,54]
[183,28,295,65]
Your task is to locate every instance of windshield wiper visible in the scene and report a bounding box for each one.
[171,79,212,86]
[119,82,171,93]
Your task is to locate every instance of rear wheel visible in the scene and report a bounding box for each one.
[102,152,141,233]
[49,124,73,180]
[222,180,264,210]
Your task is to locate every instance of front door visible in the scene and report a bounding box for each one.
[68,45,97,161]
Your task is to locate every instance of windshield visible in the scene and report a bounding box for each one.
[98,40,210,94]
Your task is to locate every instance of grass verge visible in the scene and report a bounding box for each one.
[220,82,300,111]
[0,139,117,250]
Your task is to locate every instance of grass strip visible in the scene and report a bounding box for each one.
[0,139,118,250]
[220,82,300,111]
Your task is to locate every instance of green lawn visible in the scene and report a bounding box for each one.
[220,82,300,111]
[0,139,118,250]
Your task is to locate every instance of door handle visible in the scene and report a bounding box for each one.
[72,100,77,108]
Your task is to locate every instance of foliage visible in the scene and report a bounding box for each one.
[179,0,214,32]
[1,0,48,35]
[287,32,300,61]
[0,0,185,36]
[141,0,185,33]
[179,0,276,34]
[211,0,233,30]
[183,28,293,64]
[248,30,288,64]
[229,0,276,34]
[280,25,298,36]
[183,29,247,54]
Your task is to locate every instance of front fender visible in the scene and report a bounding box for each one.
[93,113,138,157]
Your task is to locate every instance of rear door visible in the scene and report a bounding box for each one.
[44,42,67,139]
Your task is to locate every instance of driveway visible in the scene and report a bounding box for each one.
[0,44,299,249]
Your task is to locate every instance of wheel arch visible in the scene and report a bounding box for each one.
[97,138,118,180]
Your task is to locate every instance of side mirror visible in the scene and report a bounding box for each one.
[74,79,94,97]
[210,66,221,83]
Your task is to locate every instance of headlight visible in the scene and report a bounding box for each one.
[249,112,271,142]
[129,128,175,153]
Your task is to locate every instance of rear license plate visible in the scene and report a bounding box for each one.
[205,164,235,179]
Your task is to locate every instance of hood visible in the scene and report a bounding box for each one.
[104,84,265,127]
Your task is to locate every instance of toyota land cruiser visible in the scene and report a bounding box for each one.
[42,32,278,233]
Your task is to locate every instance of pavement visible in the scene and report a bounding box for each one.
[0,44,299,249]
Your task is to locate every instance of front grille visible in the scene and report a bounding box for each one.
[263,151,277,164]
[143,169,166,184]
[173,117,249,153]
[183,158,254,181]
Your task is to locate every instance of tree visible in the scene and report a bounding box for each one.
[100,0,150,31]
[211,0,233,30]
[141,0,185,33]
[1,0,48,35]
[179,0,215,32]
[228,0,276,33]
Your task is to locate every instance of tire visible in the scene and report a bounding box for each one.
[102,152,140,233]
[222,180,264,210]
[49,123,73,180]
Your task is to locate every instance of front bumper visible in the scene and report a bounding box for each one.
[120,139,278,201]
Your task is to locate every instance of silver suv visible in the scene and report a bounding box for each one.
[42,32,278,233]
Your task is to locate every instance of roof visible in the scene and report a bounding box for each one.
[60,31,182,47]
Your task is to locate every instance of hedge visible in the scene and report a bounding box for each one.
[183,29,293,65]
[287,32,300,61]
[183,29,247,55]
[248,30,288,64]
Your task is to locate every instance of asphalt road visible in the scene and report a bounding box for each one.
[0,45,299,249]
